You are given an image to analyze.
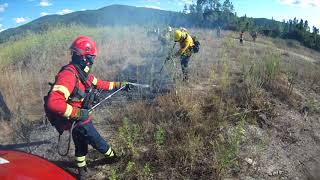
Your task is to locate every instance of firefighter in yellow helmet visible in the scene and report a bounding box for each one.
[173,29,194,81]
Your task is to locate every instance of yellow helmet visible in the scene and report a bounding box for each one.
[174,30,183,42]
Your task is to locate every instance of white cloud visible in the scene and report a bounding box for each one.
[80,9,86,11]
[14,17,29,24]
[144,5,161,10]
[0,3,8,12]
[0,24,2,28]
[173,0,193,6]
[40,12,49,16]
[181,0,193,5]
[57,9,73,15]
[279,0,320,8]
[39,0,52,7]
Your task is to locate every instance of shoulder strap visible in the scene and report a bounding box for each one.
[73,64,92,89]
[183,34,188,42]
[59,66,79,98]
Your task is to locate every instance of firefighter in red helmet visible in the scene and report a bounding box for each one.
[46,36,129,179]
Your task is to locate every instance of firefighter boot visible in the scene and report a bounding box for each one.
[76,156,91,179]
[104,148,121,164]
[78,165,92,180]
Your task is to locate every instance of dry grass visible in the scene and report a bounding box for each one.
[0,25,319,179]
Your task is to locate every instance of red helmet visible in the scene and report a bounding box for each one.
[70,36,97,56]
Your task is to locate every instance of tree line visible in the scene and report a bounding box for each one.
[182,0,320,51]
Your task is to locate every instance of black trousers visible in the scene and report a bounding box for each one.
[72,121,109,157]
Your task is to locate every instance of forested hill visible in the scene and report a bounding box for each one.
[0,5,189,43]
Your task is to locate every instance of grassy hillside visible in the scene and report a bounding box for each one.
[0,5,188,44]
[0,25,320,179]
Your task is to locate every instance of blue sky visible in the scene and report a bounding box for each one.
[0,0,319,32]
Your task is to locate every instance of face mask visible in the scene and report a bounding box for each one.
[81,55,95,73]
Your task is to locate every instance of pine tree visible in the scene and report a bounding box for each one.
[222,0,234,13]
[303,20,309,32]
[214,0,221,11]
[312,26,319,35]
[183,4,188,14]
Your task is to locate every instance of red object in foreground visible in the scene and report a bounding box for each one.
[0,150,75,180]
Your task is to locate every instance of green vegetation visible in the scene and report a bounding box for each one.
[125,161,135,173]
[109,169,118,180]
[118,117,140,157]
[154,126,165,148]
[215,116,246,176]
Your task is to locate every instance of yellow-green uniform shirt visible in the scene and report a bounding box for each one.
[178,34,194,56]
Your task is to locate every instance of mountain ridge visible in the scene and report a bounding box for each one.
[0,4,188,43]
[0,4,281,44]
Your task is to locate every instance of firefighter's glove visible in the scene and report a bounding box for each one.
[75,108,90,122]
[121,82,132,92]
[115,82,131,91]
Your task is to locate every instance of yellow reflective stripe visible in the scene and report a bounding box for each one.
[105,148,112,155]
[52,85,70,100]
[77,161,86,167]
[110,151,114,157]
[105,148,114,157]
[63,104,73,118]
[109,82,114,90]
[92,77,98,86]
[76,156,86,161]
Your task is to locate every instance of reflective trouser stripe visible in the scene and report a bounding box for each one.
[104,148,114,157]
[77,161,86,167]
[76,156,86,167]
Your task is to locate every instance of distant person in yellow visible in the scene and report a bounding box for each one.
[173,29,194,81]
